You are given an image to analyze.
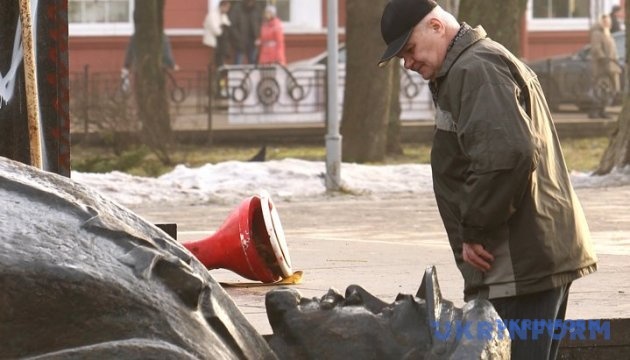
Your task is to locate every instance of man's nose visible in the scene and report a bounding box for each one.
[402,57,413,70]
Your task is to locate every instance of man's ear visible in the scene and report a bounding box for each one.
[428,18,443,33]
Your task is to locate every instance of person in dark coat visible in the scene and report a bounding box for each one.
[230,0,263,65]
[378,1,598,359]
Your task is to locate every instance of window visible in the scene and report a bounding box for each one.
[274,0,291,22]
[69,0,131,23]
[532,0,589,18]
[68,0,133,36]
[267,0,322,33]
[528,0,620,31]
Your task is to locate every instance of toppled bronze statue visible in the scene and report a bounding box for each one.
[265,266,510,359]
[0,157,275,359]
[0,156,509,359]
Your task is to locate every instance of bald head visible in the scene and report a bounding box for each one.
[396,6,461,80]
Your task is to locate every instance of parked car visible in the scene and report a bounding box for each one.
[528,31,625,112]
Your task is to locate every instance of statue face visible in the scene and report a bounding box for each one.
[266,286,434,359]
[265,280,511,360]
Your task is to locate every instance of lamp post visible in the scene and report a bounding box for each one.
[325,0,341,191]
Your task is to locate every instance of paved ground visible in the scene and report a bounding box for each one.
[130,184,630,336]
[125,105,629,336]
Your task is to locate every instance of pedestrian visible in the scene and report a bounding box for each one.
[122,32,178,74]
[588,14,621,119]
[231,0,262,65]
[203,0,237,97]
[257,4,286,65]
[610,5,622,33]
[203,0,238,69]
[377,1,598,359]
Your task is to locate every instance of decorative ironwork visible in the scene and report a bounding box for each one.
[69,63,434,133]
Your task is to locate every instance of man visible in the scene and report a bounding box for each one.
[589,14,621,119]
[378,1,598,359]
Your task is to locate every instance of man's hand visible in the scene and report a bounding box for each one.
[462,243,494,272]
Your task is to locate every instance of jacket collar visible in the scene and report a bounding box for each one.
[435,23,487,79]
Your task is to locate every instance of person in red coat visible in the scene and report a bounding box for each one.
[257,5,286,65]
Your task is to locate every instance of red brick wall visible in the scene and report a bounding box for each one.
[525,31,590,61]
[69,0,344,74]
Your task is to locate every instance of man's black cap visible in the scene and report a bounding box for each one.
[378,0,438,67]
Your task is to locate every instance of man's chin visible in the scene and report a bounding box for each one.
[417,69,432,81]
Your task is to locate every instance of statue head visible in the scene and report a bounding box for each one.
[265,266,511,359]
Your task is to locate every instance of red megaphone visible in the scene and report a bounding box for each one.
[183,192,293,283]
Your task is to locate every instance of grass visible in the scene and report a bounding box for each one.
[559,137,608,173]
[70,137,608,176]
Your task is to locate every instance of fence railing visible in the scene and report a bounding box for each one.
[69,63,434,134]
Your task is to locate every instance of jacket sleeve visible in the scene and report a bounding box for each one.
[204,11,223,37]
[455,62,537,246]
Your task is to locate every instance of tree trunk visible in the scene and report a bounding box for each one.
[457,0,527,56]
[341,0,396,163]
[133,0,172,165]
[594,0,630,175]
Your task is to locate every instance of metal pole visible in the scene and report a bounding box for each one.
[325,0,341,191]
[19,0,43,169]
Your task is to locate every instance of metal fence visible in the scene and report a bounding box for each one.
[69,63,434,135]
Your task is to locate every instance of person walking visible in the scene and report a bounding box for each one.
[589,14,621,119]
[257,5,286,65]
[378,1,598,359]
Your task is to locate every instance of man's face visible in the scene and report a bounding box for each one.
[397,20,447,81]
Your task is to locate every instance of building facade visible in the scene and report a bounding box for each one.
[68,0,624,73]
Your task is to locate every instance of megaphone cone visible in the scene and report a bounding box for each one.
[183,192,293,283]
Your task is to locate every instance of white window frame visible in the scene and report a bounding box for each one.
[527,0,619,32]
[282,0,323,34]
[69,0,134,36]
[70,0,328,37]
